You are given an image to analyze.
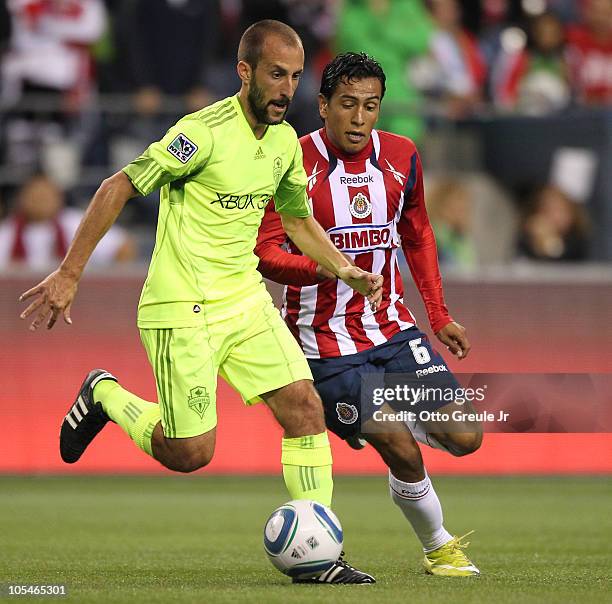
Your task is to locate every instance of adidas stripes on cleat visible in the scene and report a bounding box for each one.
[59,369,116,463]
[293,553,376,584]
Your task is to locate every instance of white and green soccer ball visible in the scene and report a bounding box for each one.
[263,499,343,578]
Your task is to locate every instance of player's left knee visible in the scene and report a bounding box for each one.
[287,384,326,434]
[448,431,483,457]
[295,394,326,433]
[265,380,326,436]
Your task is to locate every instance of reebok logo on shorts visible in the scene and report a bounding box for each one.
[416,364,448,378]
[167,133,198,163]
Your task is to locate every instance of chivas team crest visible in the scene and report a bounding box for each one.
[350,192,372,218]
[336,402,358,424]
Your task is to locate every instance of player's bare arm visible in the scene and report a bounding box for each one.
[280,212,383,309]
[19,171,136,331]
[315,264,336,280]
[255,204,337,285]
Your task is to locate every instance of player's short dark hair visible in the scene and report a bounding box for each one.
[238,20,302,69]
[320,52,386,100]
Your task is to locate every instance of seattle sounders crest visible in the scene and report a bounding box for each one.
[188,387,210,419]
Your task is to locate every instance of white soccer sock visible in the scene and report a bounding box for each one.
[389,470,452,553]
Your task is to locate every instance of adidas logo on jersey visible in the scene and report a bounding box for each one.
[254,146,265,159]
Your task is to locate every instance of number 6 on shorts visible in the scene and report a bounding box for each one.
[409,338,431,365]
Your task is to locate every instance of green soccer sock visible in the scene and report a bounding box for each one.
[93,380,160,457]
[281,432,333,507]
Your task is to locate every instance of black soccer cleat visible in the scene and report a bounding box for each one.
[292,553,376,584]
[59,369,117,463]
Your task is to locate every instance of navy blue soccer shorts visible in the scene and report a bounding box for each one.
[307,327,460,440]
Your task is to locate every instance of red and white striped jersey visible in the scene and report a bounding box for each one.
[256,128,452,359]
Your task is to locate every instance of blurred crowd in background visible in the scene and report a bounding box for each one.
[0,0,610,272]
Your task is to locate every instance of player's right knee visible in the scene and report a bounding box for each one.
[170,448,214,473]
[446,431,483,457]
[164,435,215,473]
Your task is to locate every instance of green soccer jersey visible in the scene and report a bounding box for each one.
[123,94,311,327]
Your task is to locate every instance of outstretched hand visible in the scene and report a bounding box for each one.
[337,266,383,311]
[19,269,78,331]
[436,321,470,360]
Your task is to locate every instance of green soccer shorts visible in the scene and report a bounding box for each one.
[139,297,312,438]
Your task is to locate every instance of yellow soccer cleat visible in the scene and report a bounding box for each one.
[423,531,480,577]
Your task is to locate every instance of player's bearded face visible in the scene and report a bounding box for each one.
[248,73,291,125]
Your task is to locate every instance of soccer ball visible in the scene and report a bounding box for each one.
[263,499,343,578]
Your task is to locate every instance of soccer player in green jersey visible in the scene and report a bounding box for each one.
[19,20,381,584]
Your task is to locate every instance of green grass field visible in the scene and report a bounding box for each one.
[1,476,611,603]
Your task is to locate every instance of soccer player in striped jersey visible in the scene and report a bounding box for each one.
[19,23,382,584]
[255,52,483,577]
